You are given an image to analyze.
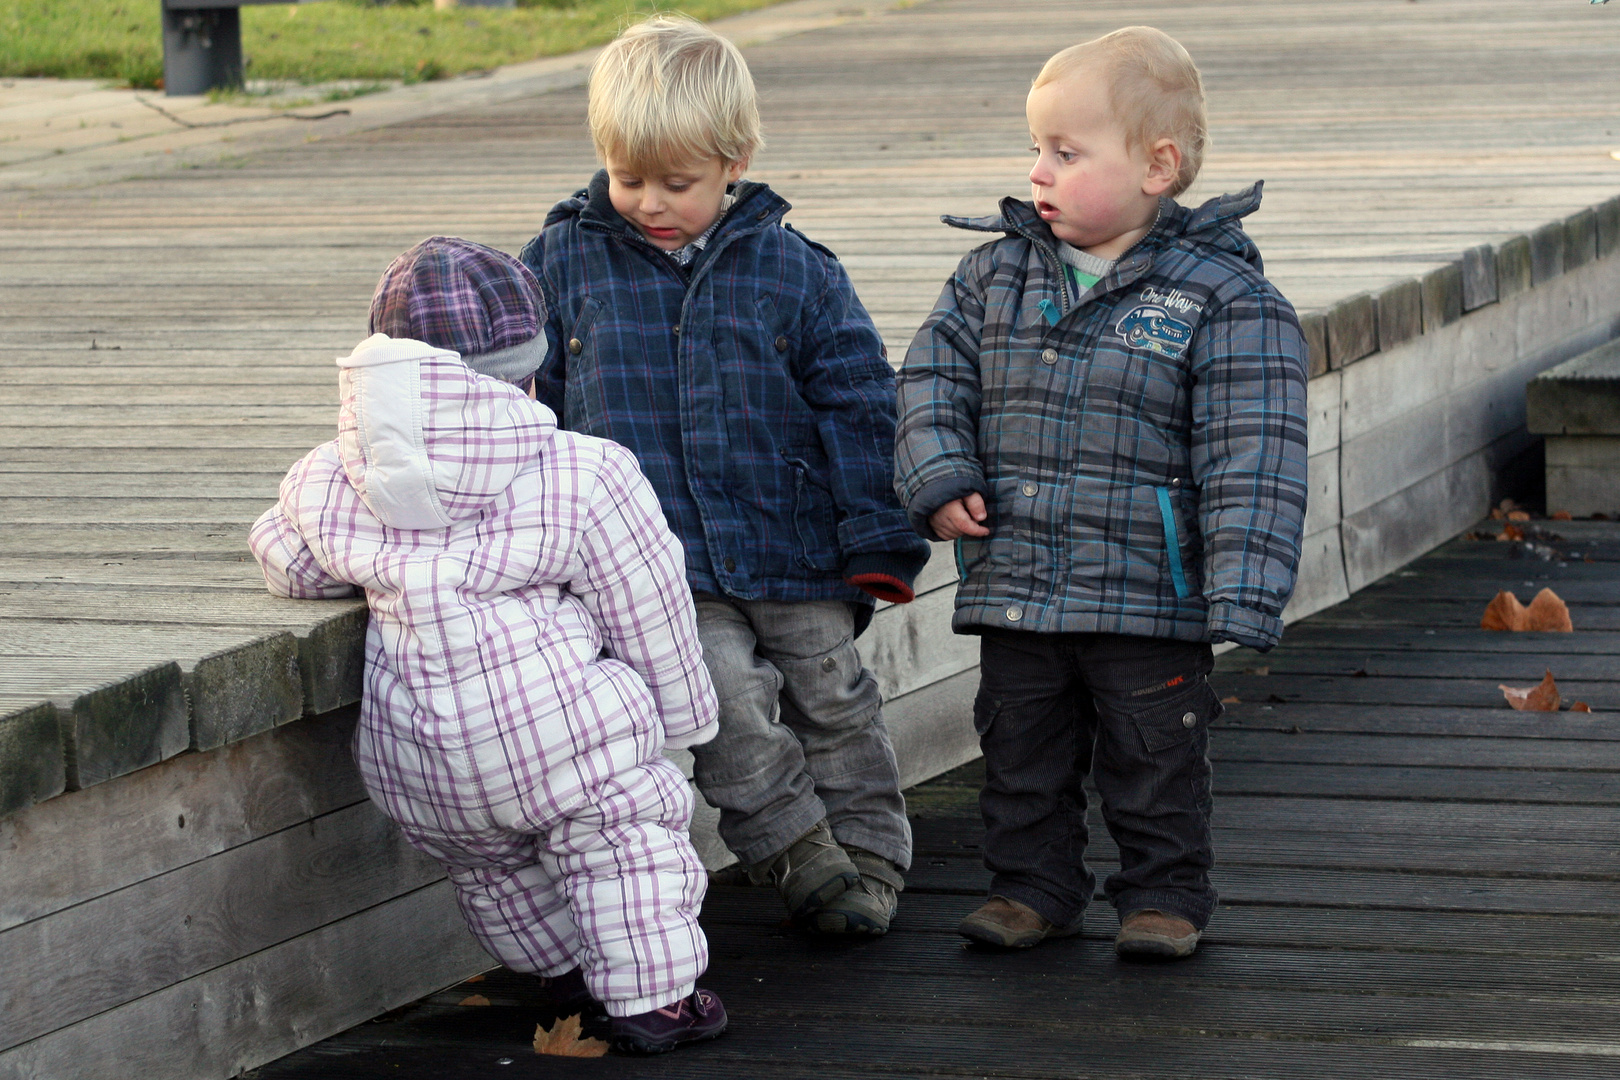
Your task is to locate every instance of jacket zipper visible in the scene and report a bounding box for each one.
[1155,485,1192,600]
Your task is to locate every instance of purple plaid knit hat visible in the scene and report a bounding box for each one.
[369,236,546,384]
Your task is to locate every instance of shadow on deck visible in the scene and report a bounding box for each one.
[252,521,1620,1079]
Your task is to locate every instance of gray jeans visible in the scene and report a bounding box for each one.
[687,594,911,871]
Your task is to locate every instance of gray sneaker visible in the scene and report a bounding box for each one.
[748,820,859,920]
[812,847,903,935]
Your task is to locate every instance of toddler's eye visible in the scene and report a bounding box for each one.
[1056,151,1076,163]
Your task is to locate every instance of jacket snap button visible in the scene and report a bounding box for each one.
[1041,348,1058,365]
[724,557,736,572]
[1171,477,1181,487]
[821,656,837,672]
[1005,606,1023,622]
[1181,711,1197,728]
[568,337,583,355]
[673,325,681,337]
[775,336,789,352]
[1021,482,1038,497]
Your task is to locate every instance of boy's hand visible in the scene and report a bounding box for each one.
[930,493,989,540]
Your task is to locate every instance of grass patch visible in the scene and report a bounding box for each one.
[0,0,788,91]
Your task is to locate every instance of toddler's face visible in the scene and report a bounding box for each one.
[1025,68,1163,257]
[604,154,747,251]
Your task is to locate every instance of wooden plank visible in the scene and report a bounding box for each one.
[0,708,365,932]
[1218,701,1620,741]
[1210,729,1620,771]
[0,800,444,1051]
[1217,646,1620,682]
[1212,672,1620,710]
[0,882,487,1080]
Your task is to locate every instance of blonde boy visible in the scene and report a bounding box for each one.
[520,15,929,936]
[895,27,1309,957]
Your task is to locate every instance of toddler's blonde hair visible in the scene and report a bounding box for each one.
[1034,26,1206,196]
[588,13,763,173]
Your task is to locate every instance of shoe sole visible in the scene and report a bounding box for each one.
[788,869,859,920]
[811,903,898,935]
[610,1025,727,1055]
[1115,932,1199,959]
[957,917,1084,949]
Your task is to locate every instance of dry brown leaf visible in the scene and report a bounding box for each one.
[1489,507,1505,521]
[1570,701,1593,713]
[1525,588,1574,632]
[1500,670,1560,712]
[1482,588,1573,632]
[534,1014,608,1058]
[1500,523,1525,541]
[1220,695,1241,704]
[1551,511,1573,521]
[1481,590,1528,631]
[463,974,486,984]
[457,994,491,1007]
[1506,510,1531,522]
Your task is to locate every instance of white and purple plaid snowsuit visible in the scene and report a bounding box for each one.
[250,334,719,1016]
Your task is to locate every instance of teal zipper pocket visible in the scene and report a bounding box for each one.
[954,536,967,584]
[1155,486,1192,600]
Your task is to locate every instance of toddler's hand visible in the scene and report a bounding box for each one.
[930,493,989,540]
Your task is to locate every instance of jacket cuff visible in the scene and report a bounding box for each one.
[907,475,989,540]
[836,508,931,558]
[1206,600,1284,652]
[844,550,927,604]
[664,718,720,752]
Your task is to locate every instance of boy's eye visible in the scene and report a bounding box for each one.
[1056,151,1076,163]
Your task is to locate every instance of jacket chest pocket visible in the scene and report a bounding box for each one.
[562,297,607,432]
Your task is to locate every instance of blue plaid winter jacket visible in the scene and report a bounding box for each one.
[520,172,928,619]
[894,184,1308,651]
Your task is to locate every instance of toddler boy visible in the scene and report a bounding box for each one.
[251,238,726,1053]
[895,27,1309,958]
[520,15,930,935]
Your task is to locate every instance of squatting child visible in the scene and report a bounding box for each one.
[520,15,931,935]
[250,237,728,1053]
[894,27,1309,958]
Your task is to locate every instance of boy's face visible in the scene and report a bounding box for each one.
[1025,67,1173,257]
[604,154,748,251]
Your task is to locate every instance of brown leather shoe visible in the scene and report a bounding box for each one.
[957,895,1083,948]
[1115,909,1201,958]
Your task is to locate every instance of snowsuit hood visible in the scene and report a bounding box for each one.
[335,333,552,530]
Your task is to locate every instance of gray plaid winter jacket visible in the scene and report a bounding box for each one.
[894,184,1308,651]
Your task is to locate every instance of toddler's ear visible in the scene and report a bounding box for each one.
[1144,138,1182,196]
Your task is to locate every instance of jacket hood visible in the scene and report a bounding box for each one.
[545,170,788,240]
[335,333,554,530]
[945,182,1266,271]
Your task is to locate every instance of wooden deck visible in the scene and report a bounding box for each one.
[252,521,1620,1078]
[6,0,1620,1075]
[6,0,1620,781]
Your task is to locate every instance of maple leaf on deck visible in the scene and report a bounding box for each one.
[1500,670,1561,712]
[534,1014,608,1058]
[1480,588,1573,632]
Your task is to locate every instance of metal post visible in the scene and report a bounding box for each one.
[161,6,243,96]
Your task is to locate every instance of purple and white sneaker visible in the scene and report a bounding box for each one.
[608,989,728,1055]
[531,967,598,1016]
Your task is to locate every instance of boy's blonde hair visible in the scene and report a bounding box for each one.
[1034,26,1206,197]
[588,14,763,174]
